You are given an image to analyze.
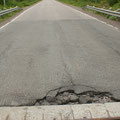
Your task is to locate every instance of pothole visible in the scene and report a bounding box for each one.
[6,85,119,106]
[34,87,120,106]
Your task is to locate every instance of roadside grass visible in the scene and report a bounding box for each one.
[58,0,120,21]
[58,0,88,8]
[0,9,21,23]
[0,0,41,23]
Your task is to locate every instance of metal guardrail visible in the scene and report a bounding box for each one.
[0,6,20,17]
[86,5,120,18]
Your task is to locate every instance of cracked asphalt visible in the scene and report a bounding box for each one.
[0,0,120,106]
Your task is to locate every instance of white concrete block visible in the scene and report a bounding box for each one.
[105,102,120,117]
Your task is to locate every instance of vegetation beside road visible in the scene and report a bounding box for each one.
[0,0,41,23]
[58,0,120,21]
[0,0,41,9]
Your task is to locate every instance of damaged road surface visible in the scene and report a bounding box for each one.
[0,0,120,106]
[34,85,119,106]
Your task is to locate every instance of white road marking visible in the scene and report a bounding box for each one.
[0,1,42,30]
[57,1,119,30]
[0,0,119,31]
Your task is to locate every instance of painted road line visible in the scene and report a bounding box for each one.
[57,1,119,31]
[0,1,42,30]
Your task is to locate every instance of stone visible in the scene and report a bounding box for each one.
[41,100,50,105]
[79,96,87,104]
[47,89,58,97]
[79,96,93,104]
[56,95,69,104]
[56,100,62,104]
[46,89,58,103]
[68,94,79,102]
[92,96,99,102]
[35,102,40,106]
[63,92,69,96]
[46,96,56,103]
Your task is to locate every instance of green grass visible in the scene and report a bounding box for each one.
[58,0,88,8]
[0,0,41,8]
[0,9,21,22]
[58,0,120,21]
[0,0,41,23]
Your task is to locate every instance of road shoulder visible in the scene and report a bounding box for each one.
[0,1,41,28]
[57,0,120,29]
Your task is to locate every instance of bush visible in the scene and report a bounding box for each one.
[107,0,119,6]
[0,0,41,8]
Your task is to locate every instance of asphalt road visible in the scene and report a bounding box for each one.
[0,0,120,106]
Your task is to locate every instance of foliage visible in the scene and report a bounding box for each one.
[0,0,40,9]
[58,0,120,21]
[0,0,41,23]
[59,0,120,8]
[107,0,119,6]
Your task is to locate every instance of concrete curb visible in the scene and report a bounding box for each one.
[0,102,120,120]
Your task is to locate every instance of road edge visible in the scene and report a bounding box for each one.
[0,102,120,119]
[0,1,42,29]
[57,0,120,30]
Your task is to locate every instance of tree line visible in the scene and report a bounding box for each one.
[0,0,120,7]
